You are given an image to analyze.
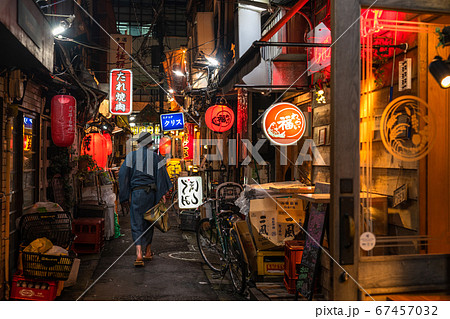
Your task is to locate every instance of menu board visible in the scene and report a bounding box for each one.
[296,182,329,300]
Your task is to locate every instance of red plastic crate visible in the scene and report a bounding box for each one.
[284,240,304,279]
[284,272,297,294]
[72,242,104,254]
[72,218,105,254]
[10,274,57,301]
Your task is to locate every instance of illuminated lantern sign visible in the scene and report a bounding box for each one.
[51,95,76,147]
[160,112,185,131]
[262,102,306,146]
[183,123,195,160]
[24,135,32,151]
[110,69,132,115]
[81,133,108,169]
[159,136,172,156]
[103,133,113,155]
[307,22,331,74]
[178,176,203,209]
[205,104,235,132]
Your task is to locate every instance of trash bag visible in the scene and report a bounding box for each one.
[23,237,53,254]
[144,200,170,233]
[44,245,68,256]
[114,209,122,238]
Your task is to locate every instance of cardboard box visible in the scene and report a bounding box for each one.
[64,258,80,288]
[235,220,257,273]
[249,197,305,250]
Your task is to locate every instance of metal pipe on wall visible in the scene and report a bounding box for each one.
[4,117,12,299]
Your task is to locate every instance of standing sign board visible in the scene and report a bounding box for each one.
[110,69,133,115]
[262,102,306,146]
[161,112,185,131]
[296,182,329,300]
[178,177,203,209]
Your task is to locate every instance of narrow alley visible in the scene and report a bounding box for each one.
[60,212,244,301]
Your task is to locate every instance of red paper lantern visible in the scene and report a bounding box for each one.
[81,133,108,169]
[51,95,76,147]
[103,133,113,155]
[205,104,235,132]
[159,136,172,156]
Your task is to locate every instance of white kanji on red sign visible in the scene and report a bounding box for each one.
[110,69,132,115]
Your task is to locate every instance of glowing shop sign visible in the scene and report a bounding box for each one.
[110,69,133,115]
[160,112,185,131]
[307,22,331,74]
[178,176,203,209]
[262,102,306,146]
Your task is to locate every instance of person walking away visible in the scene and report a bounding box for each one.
[119,132,173,266]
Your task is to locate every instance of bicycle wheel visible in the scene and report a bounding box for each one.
[227,228,247,294]
[197,218,227,273]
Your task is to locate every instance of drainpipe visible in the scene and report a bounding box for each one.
[260,0,309,42]
[4,117,12,299]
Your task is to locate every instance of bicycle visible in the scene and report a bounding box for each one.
[196,183,247,294]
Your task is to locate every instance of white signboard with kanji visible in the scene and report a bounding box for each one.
[178,176,203,209]
[110,69,132,115]
[108,34,132,69]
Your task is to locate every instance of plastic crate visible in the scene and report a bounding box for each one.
[284,240,304,278]
[10,273,57,301]
[72,242,104,254]
[22,252,74,281]
[284,272,297,294]
[19,212,73,248]
[72,218,105,242]
[256,250,285,276]
[75,202,106,218]
[72,218,105,254]
[179,210,200,232]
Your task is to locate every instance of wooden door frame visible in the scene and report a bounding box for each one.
[330,0,450,300]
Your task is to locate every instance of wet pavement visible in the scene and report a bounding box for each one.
[60,211,245,301]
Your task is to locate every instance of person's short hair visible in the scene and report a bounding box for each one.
[136,132,155,146]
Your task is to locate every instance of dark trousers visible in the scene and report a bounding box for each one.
[130,189,155,247]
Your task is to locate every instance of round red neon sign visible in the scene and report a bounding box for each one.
[205,104,235,132]
[262,102,306,146]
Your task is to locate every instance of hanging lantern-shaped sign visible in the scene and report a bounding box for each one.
[51,95,76,147]
[159,136,172,156]
[262,102,306,146]
[103,133,113,155]
[205,104,235,132]
[81,133,108,169]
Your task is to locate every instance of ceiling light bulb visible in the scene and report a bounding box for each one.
[168,89,174,94]
[441,75,450,88]
[130,123,136,127]
[206,56,219,67]
[129,116,135,121]
[429,55,450,89]
[318,89,324,95]
[173,70,185,77]
[52,25,66,36]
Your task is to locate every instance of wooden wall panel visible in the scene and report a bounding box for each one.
[359,254,450,291]
[426,28,450,253]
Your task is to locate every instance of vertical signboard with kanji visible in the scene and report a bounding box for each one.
[110,69,133,115]
[307,22,331,75]
[108,34,132,69]
[183,123,195,160]
[178,176,203,209]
